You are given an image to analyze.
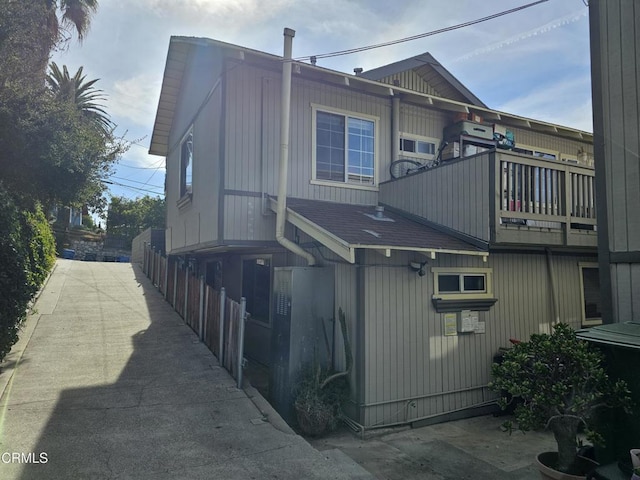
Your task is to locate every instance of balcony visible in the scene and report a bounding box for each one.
[379,150,597,249]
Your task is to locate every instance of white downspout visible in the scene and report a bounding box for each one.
[276,27,316,266]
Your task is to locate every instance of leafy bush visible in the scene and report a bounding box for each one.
[490,323,632,474]
[0,186,55,363]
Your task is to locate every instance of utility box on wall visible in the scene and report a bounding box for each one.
[269,267,335,423]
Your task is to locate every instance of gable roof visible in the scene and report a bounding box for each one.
[272,197,487,263]
[359,52,487,108]
[150,36,592,157]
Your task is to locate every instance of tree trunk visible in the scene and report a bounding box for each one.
[551,417,580,473]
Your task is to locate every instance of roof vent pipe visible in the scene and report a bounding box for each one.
[375,206,385,219]
[275,28,316,266]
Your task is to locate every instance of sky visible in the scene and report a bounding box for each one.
[51,0,592,215]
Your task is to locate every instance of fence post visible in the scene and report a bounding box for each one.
[198,275,205,341]
[163,256,169,299]
[204,284,210,345]
[237,297,247,389]
[143,243,148,275]
[184,266,189,321]
[172,261,178,308]
[155,251,161,287]
[219,287,226,364]
[151,247,156,283]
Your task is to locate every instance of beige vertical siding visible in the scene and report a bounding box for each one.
[358,250,595,428]
[378,71,439,96]
[166,52,223,253]
[379,153,491,242]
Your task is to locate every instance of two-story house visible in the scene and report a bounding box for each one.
[149,31,598,431]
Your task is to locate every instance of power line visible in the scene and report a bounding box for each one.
[294,0,549,62]
[117,160,165,170]
[110,175,164,188]
[104,180,163,196]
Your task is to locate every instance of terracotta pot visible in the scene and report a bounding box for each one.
[535,452,598,480]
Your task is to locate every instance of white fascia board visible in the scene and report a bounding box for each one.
[284,208,355,264]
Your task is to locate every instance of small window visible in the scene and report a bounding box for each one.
[513,144,558,161]
[579,263,602,327]
[180,130,193,198]
[399,134,437,160]
[432,267,493,299]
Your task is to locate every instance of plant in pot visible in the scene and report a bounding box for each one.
[294,308,352,437]
[490,323,632,479]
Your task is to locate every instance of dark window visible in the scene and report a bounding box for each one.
[582,267,601,320]
[242,258,271,324]
[438,275,460,293]
[463,275,485,292]
[180,131,193,197]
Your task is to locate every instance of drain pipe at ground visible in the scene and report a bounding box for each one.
[276,28,316,266]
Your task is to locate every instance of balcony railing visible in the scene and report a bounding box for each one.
[495,151,596,246]
[379,149,597,248]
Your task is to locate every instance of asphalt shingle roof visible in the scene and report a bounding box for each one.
[286,198,484,253]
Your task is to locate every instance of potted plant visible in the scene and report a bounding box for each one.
[293,364,348,436]
[490,323,632,479]
[294,308,352,437]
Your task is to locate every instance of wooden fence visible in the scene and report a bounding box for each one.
[142,244,246,384]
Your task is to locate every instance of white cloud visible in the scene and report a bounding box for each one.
[107,74,161,128]
[496,75,593,132]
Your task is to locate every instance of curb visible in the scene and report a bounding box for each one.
[244,384,297,436]
[0,260,58,401]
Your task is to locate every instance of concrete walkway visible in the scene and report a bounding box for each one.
[0,260,371,479]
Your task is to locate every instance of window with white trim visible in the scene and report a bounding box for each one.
[432,267,493,300]
[579,263,602,327]
[180,129,193,198]
[313,106,376,186]
[399,133,438,161]
[512,143,558,161]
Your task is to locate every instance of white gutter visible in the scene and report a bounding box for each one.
[275,28,316,266]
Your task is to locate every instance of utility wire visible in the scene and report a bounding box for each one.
[117,159,165,170]
[110,175,164,188]
[294,0,549,62]
[104,180,163,195]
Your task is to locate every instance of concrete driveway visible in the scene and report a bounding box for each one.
[0,260,369,479]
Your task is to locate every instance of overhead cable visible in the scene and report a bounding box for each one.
[294,0,549,62]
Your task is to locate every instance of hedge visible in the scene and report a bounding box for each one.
[0,185,56,363]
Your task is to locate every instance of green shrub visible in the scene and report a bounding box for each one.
[490,323,632,474]
[0,186,55,363]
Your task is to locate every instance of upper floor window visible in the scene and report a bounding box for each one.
[180,130,193,198]
[312,105,377,187]
[399,134,437,161]
[512,143,558,161]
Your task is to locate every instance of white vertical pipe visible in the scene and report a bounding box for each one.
[275,27,315,266]
[392,97,400,163]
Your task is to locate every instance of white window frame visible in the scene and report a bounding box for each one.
[399,133,438,161]
[179,127,194,202]
[512,143,559,161]
[311,104,379,191]
[431,267,494,300]
[579,262,602,327]
[561,154,579,165]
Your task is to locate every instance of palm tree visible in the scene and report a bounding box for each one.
[45,0,99,42]
[47,62,113,134]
